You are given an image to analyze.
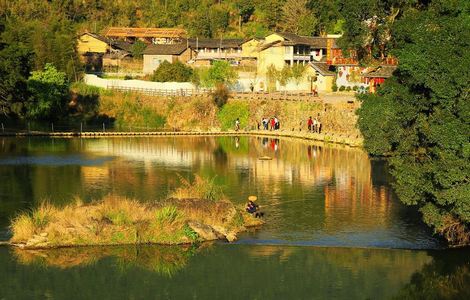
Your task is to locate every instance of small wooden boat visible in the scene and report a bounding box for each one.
[258,156,273,161]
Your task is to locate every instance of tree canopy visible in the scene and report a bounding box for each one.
[356,0,470,245]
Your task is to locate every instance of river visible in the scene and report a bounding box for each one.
[0,136,468,299]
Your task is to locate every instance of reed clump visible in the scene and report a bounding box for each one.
[10,177,263,249]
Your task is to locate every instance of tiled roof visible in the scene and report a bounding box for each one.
[187,38,244,48]
[143,43,189,55]
[276,32,339,49]
[310,62,335,76]
[362,66,397,78]
[104,27,187,38]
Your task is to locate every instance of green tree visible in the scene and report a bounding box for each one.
[27,63,70,119]
[152,61,194,82]
[338,0,413,61]
[291,64,306,86]
[130,40,147,59]
[203,61,238,87]
[357,0,470,245]
[0,18,34,116]
[282,0,318,35]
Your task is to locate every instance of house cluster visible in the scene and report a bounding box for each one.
[77,28,397,93]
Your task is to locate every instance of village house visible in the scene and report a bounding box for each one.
[142,43,194,74]
[362,65,397,93]
[187,38,244,66]
[77,32,133,72]
[254,32,340,92]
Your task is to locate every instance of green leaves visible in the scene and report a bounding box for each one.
[356,0,470,244]
[152,61,194,83]
[26,63,69,119]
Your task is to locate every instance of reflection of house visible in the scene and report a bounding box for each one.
[187,38,244,66]
[142,43,195,74]
[362,65,397,93]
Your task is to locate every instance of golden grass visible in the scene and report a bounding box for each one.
[170,175,224,202]
[10,193,263,248]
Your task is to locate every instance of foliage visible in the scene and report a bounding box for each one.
[337,0,415,61]
[152,61,193,82]
[26,63,70,119]
[278,65,292,87]
[212,83,230,108]
[282,0,318,35]
[130,40,147,59]
[332,83,338,92]
[202,61,238,88]
[338,85,345,91]
[356,0,470,245]
[217,101,249,131]
[291,64,306,86]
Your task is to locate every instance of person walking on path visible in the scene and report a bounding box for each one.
[270,117,275,131]
[235,118,240,131]
[307,116,313,131]
[313,118,318,133]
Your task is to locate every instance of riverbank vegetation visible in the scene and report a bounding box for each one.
[10,177,263,249]
[357,1,469,246]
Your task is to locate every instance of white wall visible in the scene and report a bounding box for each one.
[83,74,196,90]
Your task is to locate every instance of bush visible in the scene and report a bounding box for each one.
[352,86,358,91]
[332,82,338,92]
[152,61,193,82]
[217,101,249,131]
[212,84,229,108]
[346,86,351,91]
[339,85,346,91]
[201,60,238,87]
[26,63,69,119]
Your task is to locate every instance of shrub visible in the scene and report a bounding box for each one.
[346,86,351,91]
[339,85,346,91]
[217,101,249,131]
[152,61,193,82]
[202,60,238,87]
[26,63,69,119]
[212,83,229,108]
[352,86,358,91]
[332,82,338,92]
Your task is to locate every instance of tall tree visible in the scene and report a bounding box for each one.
[282,0,318,35]
[357,0,470,245]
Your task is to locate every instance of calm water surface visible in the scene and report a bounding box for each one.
[0,136,468,299]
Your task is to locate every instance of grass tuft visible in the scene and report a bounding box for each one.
[170,175,224,202]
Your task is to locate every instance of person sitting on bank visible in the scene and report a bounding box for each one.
[245,196,264,218]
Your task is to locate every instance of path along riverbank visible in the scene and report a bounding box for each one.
[0,130,363,147]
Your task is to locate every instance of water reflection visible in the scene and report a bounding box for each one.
[13,244,201,277]
[0,136,440,248]
[2,244,469,299]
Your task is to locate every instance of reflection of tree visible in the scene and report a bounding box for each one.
[14,244,206,277]
[393,250,470,299]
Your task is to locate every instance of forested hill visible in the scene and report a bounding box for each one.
[1,0,343,39]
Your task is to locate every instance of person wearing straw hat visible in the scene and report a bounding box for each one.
[245,196,264,218]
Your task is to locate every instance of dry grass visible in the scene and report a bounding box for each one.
[170,175,224,202]
[10,191,262,248]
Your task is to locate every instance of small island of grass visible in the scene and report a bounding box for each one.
[9,176,263,250]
